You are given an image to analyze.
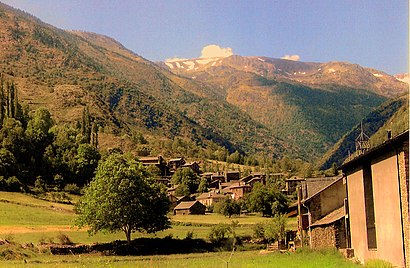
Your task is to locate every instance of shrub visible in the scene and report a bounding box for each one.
[252,222,265,239]
[185,231,194,240]
[33,177,47,194]
[6,177,22,192]
[264,214,288,243]
[0,176,23,192]
[208,223,232,244]
[56,233,73,245]
[64,183,81,195]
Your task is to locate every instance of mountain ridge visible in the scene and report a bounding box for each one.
[0,2,292,158]
[0,1,407,161]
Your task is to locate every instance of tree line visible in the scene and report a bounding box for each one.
[0,78,100,192]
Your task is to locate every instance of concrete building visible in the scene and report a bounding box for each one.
[341,130,409,267]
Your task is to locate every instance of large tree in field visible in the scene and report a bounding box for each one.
[246,183,288,217]
[75,153,170,245]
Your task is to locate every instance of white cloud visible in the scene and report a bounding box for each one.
[281,54,300,61]
[165,57,188,62]
[200,44,234,58]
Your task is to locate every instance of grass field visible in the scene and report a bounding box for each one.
[0,249,361,268]
[0,191,297,245]
[0,192,363,267]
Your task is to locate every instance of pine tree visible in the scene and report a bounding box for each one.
[81,106,92,143]
[91,122,99,149]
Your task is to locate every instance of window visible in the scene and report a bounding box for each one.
[363,163,377,249]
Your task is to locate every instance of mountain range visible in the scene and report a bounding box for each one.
[0,2,408,163]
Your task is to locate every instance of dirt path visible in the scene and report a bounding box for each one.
[0,226,83,234]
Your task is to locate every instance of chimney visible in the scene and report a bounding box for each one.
[387,130,392,140]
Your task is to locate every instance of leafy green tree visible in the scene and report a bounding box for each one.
[214,197,241,218]
[0,148,16,178]
[227,150,242,164]
[208,223,232,244]
[75,153,170,245]
[81,106,92,144]
[246,183,288,217]
[171,167,200,194]
[0,118,28,175]
[197,177,209,193]
[264,214,288,243]
[25,108,54,178]
[75,143,100,185]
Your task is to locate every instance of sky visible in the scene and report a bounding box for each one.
[1,0,408,74]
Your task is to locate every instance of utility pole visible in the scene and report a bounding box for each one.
[297,185,304,246]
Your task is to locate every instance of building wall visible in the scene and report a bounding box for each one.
[320,179,346,218]
[371,152,405,267]
[174,209,190,215]
[347,168,378,263]
[347,152,406,267]
[191,202,206,215]
[307,179,345,223]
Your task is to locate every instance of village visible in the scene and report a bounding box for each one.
[138,130,409,268]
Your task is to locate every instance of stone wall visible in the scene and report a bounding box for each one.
[399,141,409,268]
[311,225,336,249]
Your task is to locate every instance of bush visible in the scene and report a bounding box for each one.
[64,184,81,195]
[50,192,72,203]
[252,222,265,240]
[264,214,288,243]
[6,177,23,192]
[208,223,232,244]
[214,197,241,218]
[33,177,47,194]
[185,231,194,240]
[56,233,73,245]
[0,176,23,192]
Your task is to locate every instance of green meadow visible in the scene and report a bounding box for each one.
[0,192,364,267]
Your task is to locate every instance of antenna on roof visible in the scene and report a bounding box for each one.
[355,121,370,155]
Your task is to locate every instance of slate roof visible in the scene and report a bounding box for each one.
[173,201,198,210]
[311,207,345,227]
[302,176,341,201]
[197,192,225,200]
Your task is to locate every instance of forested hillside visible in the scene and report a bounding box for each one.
[317,93,409,169]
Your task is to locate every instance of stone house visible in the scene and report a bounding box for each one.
[284,176,305,195]
[300,176,347,249]
[196,192,226,207]
[138,156,169,176]
[173,200,206,215]
[341,130,409,267]
[181,161,201,174]
[225,171,240,182]
[168,158,186,174]
[310,207,347,249]
[223,182,252,200]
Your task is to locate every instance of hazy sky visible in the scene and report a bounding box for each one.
[1,0,408,74]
